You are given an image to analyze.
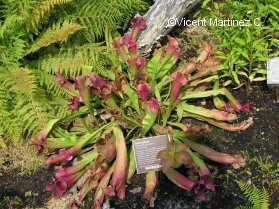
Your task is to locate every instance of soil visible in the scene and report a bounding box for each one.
[0,167,52,209]
[112,83,279,209]
[1,82,278,209]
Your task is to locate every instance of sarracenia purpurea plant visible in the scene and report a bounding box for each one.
[31,16,253,208]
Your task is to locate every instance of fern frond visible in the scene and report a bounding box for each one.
[26,20,83,55]
[48,95,73,118]
[39,54,88,77]
[29,0,74,30]
[0,88,12,110]
[15,95,49,137]
[0,35,26,67]
[0,68,51,137]
[0,108,22,144]
[0,15,25,38]
[0,68,37,95]
[37,70,76,97]
[0,88,22,143]
[237,181,270,209]
[38,43,108,77]
[0,0,37,18]
[72,0,148,41]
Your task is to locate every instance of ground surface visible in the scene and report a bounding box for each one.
[112,83,279,209]
[0,82,278,209]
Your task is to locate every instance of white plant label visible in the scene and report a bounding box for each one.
[132,135,169,174]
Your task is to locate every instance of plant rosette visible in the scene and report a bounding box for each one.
[32,16,253,208]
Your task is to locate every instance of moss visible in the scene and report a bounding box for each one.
[249,155,279,193]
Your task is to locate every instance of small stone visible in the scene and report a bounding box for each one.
[149,196,156,207]
[100,112,112,120]
[247,179,252,185]
[201,100,206,106]
[246,171,252,176]
[129,187,142,194]
[227,170,233,175]
[25,191,32,197]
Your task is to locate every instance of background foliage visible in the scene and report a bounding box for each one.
[197,0,279,87]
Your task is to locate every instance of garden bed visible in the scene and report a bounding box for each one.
[1,82,278,209]
[0,1,278,209]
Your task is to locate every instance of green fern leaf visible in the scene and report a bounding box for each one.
[30,0,74,29]
[0,88,22,144]
[0,68,51,137]
[38,43,108,77]
[237,181,270,209]
[26,20,83,55]
[0,68,37,95]
[72,0,148,41]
